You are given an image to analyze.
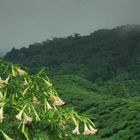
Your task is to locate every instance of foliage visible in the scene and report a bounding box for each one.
[3,25,140,83]
[2,25,140,139]
[53,75,140,140]
[0,60,97,140]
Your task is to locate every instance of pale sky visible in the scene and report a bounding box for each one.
[0,0,140,56]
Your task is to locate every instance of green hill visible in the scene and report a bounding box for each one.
[52,75,140,140]
[3,25,140,139]
[4,25,140,83]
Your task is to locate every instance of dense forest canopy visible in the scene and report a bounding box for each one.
[4,25,140,83]
[0,60,97,140]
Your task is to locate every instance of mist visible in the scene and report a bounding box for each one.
[0,0,140,56]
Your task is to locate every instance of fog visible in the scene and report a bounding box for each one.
[0,0,140,56]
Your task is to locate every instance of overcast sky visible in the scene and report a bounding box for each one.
[0,0,140,56]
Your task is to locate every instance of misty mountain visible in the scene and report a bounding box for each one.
[3,25,140,82]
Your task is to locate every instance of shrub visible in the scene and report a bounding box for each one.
[0,60,97,140]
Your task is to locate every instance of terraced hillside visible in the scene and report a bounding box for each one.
[52,75,140,140]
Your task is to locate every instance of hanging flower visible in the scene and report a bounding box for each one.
[54,97,65,106]
[16,105,27,120]
[16,110,24,121]
[83,124,91,135]
[0,91,4,101]
[46,102,53,110]
[0,77,4,85]
[21,78,28,88]
[23,113,32,125]
[32,96,40,105]
[4,76,10,84]
[16,67,27,76]
[88,124,97,134]
[50,95,65,106]
[0,77,8,87]
[72,124,80,135]
[0,107,4,123]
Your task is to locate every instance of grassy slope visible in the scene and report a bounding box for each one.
[52,75,140,140]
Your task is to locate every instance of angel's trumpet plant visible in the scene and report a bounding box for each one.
[22,87,29,96]
[46,102,53,110]
[21,78,29,88]
[50,95,65,106]
[59,120,67,130]
[32,96,40,105]
[72,124,80,135]
[71,116,78,126]
[88,124,97,134]
[4,76,10,84]
[83,123,91,135]
[23,113,32,125]
[16,105,27,121]
[0,77,4,85]
[16,67,27,76]
[0,107,4,123]
[0,91,4,101]
[0,77,9,88]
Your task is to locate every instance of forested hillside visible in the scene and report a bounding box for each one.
[53,75,140,140]
[4,25,140,83]
[3,25,140,139]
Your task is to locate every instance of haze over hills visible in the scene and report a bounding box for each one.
[1,0,140,139]
[2,25,140,139]
[3,25,140,82]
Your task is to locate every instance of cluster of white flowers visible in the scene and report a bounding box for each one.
[72,121,97,135]
[0,61,97,139]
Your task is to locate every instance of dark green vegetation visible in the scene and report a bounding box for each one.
[4,25,140,83]
[3,25,140,139]
[0,60,98,140]
[53,75,140,140]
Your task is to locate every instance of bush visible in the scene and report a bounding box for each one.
[0,60,97,140]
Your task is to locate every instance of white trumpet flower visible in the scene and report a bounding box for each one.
[4,77,10,84]
[46,102,53,110]
[0,77,9,87]
[50,95,65,106]
[0,91,4,101]
[0,77,4,85]
[16,68,27,76]
[16,105,27,120]
[32,96,40,105]
[83,124,91,135]
[16,110,24,121]
[23,113,32,125]
[21,78,29,88]
[72,124,80,135]
[88,124,97,134]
